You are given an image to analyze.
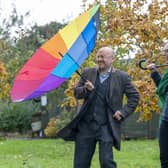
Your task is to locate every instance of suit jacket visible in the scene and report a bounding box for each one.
[57,67,139,150]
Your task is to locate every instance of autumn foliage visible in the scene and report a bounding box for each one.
[0,62,10,100]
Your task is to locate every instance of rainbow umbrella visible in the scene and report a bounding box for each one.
[11,4,100,102]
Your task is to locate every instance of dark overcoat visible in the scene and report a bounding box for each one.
[57,67,139,150]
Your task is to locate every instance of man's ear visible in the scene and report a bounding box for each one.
[111,56,115,62]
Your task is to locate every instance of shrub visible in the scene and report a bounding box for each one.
[0,101,40,133]
[44,107,75,137]
[44,117,60,137]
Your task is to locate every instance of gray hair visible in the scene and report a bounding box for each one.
[99,46,115,57]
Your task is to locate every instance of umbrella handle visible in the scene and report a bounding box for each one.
[139,59,148,70]
[139,59,168,70]
[75,70,87,82]
[157,64,168,68]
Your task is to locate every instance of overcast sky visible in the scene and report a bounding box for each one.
[0,0,96,26]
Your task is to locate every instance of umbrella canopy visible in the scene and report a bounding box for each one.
[11,4,100,102]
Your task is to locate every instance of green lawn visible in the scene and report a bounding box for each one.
[0,138,159,168]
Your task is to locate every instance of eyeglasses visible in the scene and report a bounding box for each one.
[96,55,113,59]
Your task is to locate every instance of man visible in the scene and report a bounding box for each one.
[146,42,168,168]
[57,46,139,168]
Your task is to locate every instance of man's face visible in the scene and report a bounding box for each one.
[96,48,114,72]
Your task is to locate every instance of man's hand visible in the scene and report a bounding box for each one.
[84,80,94,91]
[113,111,123,121]
[146,63,156,70]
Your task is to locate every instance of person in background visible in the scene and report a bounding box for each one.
[146,42,168,168]
[57,46,139,168]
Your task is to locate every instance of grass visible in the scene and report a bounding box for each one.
[0,138,159,168]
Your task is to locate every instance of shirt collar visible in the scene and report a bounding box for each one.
[99,67,112,75]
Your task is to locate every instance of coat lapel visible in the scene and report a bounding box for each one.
[91,68,98,85]
[106,68,117,105]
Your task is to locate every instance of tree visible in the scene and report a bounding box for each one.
[0,60,10,100]
[63,0,168,121]
[0,5,66,109]
[0,4,68,132]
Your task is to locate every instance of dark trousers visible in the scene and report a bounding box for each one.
[159,120,168,168]
[74,135,117,168]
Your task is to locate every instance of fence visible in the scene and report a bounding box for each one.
[122,112,160,139]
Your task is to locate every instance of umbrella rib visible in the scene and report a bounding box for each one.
[58,52,86,81]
